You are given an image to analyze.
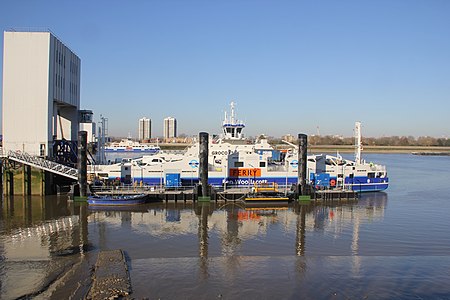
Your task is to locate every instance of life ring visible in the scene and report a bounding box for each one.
[330,179,336,187]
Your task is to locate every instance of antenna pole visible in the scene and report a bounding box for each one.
[355,121,362,164]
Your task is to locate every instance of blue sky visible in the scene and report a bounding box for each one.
[1,0,449,138]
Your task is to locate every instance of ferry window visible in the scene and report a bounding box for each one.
[234,162,244,167]
[259,162,266,168]
[368,172,375,178]
[349,174,354,178]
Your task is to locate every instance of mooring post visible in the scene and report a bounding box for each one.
[78,131,88,199]
[298,134,310,201]
[198,132,210,202]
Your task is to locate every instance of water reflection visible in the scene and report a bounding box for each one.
[1,196,91,299]
[197,203,210,279]
[1,193,389,298]
[83,193,388,258]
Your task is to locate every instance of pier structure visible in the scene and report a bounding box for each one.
[1,30,87,196]
[1,149,78,196]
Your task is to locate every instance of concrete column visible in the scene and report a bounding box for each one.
[298,134,309,198]
[199,132,210,201]
[8,170,14,196]
[22,164,32,195]
[43,171,55,195]
[78,131,88,198]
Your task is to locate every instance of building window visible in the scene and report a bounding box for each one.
[40,144,46,156]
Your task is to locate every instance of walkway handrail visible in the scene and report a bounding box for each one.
[6,150,78,180]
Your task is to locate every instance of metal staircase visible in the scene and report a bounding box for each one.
[6,150,78,180]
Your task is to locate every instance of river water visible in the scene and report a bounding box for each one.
[1,154,450,299]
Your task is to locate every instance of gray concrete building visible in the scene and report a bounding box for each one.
[2,30,81,156]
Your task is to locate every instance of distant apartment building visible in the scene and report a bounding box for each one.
[163,117,177,140]
[138,117,151,142]
[2,30,81,156]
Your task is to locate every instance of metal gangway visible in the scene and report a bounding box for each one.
[4,150,78,180]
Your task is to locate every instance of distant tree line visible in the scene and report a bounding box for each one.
[269,135,450,147]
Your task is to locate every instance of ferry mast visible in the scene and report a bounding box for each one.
[354,121,362,164]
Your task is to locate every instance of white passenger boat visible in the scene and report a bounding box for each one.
[105,138,160,154]
[90,102,388,192]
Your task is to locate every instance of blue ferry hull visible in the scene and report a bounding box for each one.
[117,175,389,193]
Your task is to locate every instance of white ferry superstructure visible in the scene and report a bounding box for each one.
[90,102,388,192]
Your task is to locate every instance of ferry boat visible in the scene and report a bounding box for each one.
[90,102,388,192]
[105,138,160,154]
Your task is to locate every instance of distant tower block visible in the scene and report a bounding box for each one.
[139,117,151,142]
[163,117,177,140]
[2,30,81,156]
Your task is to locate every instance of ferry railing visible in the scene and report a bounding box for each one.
[216,183,295,195]
[6,150,78,180]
